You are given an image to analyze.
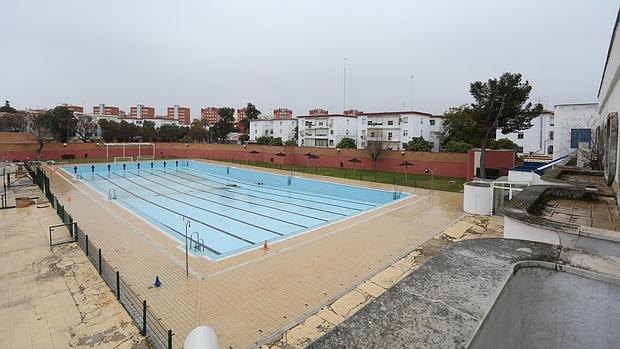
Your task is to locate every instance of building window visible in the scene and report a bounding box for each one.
[319,121,324,126]
[346,130,349,135]
[402,117,408,123]
[329,140,334,146]
[548,145,554,154]
[517,132,524,139]
[430,142,435,149]
[430,120,435,126]
[388,132,393,140]
[362,118,366,124]
[549,131,554,140]
[570,129,591,148]
[370,131,375,138]
[403,130,408,136]
[388,120,394,125]
[517,146,524,153]
[330,130,334,135]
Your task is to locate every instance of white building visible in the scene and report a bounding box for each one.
[119,117,180,128]
[297,114,357,147]
[496,111,555,156]
[249,118,298,143]
[552,103,600,159]
[429,115,444,152]
[357,111,432,150]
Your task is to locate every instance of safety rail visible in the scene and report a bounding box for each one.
[49,222,77,247]
[26,163,176,349]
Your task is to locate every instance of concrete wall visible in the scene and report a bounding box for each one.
[469,265,620,349]
[552,103,600,159]
[496,111,554,156]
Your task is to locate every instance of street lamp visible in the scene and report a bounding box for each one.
[184,219,191,277]
[185,143,189,166]
[243,144,248,164]
[336,148,340,168]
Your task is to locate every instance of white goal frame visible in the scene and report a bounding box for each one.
[105,143,155,161]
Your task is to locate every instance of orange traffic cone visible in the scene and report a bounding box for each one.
[262,241,269,251]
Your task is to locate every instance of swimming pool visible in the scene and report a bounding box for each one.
[66,160,407,260]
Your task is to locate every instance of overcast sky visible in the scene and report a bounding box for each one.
[1,0,618,118]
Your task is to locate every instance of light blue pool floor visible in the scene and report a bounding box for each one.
[79,165,389,259]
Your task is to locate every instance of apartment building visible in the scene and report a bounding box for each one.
[496,111,555,156]
[249,118,298,143]
[297,114,357,148]
[552,103,600,159]
[129,104,155,119]
[273,108,293,119]
[166,105,191,125]
[93,104,122,117]
[429,115,444,152]
[357,111,432,150]
[62,104,84,113]
[201,107,220,125]
[236,108,246,122]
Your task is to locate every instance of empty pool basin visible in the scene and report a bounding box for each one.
[468,262,620,349]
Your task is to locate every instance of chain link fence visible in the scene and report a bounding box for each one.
[27,163,175,349]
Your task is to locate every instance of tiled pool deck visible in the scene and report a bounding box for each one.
[45,159,464,348]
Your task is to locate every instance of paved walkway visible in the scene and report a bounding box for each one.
[0,203,145,348]
[46,160,464,348]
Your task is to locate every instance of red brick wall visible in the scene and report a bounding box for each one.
[0,137,515,179]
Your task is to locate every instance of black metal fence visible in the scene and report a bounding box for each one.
[27,163,175,349]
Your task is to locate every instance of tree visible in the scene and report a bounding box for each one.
[179,135,193,143]
[366,129,389,171]
[0,113,28,132]
[444,140,472,153]
[141,121,157,142]
[239,103,261,134]
[238,134,250,142]
[210,107,236,141]
[256,136,273,145]
[39,106,76,142]
[284,139,296,146]
[75,114,97,142]
[489,138,518,150]
[32,114,51,160]
[404,137,432,151]
[469,73,543,178]
[188,120,207,143]
[269,137,283,146]
[99,119,118,142]
[158,124,179,142]
[0,100,17,113]
[116,121,139,142]
[336,137,356,148]
[438,105,485,147]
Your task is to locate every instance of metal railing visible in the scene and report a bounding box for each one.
[26,163,176,348]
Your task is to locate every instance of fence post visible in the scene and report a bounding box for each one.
[98,249,102,275]
[85,235,89,256]
[168,329,173,349]
[142,300,147,335]
[116,271,120,300]
[74,223,78,242]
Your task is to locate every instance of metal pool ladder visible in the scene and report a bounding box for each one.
[108,188,117,200]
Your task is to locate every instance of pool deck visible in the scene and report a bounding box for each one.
[45,159,464,348]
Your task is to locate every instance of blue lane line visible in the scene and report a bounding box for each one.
[137,170,310,229]
[96,173,256,245]
[178,167,368,211]
[158,170,352,217]
[114,171,284,237]
[153,169,347,217]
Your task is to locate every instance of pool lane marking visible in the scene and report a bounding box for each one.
[178,167,369,211]
[137,170,313,228]
[108,172,281,238]
[182,165,377,207]
[97,173,256,245]
[127,170,307,230]
[158,168,352,216]
[53,168,207,278]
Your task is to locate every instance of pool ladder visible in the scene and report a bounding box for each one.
[108,188,117,200]
[393,184,402,200]
[190,232,205,252]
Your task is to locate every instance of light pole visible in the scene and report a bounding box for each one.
[185,143,189,166]
[336,148,340,169]
[184,219,191,277]
[425,168,436,191]
[244,144,247,165]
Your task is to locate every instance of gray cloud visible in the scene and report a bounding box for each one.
[1,0,617,117]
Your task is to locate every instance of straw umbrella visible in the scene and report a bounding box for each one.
[307,154,320,173]
[275,152,287,169]
[249,150,260,164]
[398,160,414,181]
[348,158,362,176]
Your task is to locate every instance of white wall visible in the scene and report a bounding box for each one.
[496,112,554,156]
[429,116,443,152]
[357,112,430,150]
[552,103,600,159]
[249,119,298,142]
[298,116,355,148]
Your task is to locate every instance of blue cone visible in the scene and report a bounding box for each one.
[154,276,162,287]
